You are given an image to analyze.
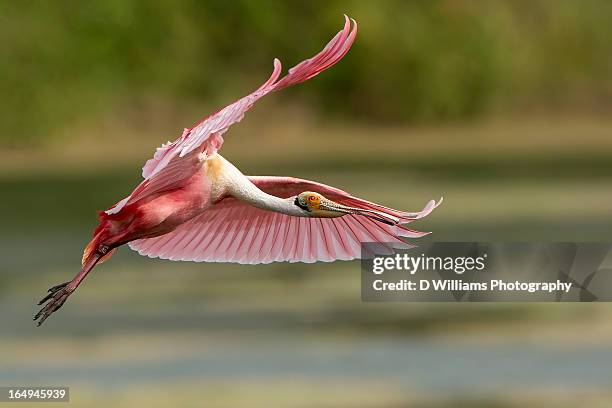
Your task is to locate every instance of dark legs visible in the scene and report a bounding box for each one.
[34,249,104,326]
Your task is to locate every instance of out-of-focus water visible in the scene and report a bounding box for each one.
[3,335,612,395]
[2,148,612,406]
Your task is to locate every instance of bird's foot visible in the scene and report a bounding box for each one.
[34,281,73,326]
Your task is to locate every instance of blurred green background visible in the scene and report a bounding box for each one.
[2,1,612,407]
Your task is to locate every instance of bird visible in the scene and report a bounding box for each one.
[34,16,441,326]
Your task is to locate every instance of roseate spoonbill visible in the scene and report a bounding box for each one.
[34,16,441,326]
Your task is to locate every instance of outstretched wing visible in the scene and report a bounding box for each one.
[106,16,357,215]
[128,176,441,264]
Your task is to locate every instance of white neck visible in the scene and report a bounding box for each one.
[213,154,307,217]
[234,182,305,216]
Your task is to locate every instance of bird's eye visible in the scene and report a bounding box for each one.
[309,196,316,201]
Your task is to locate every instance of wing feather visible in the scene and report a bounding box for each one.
[129,176,440,264]
[107,17,357,216]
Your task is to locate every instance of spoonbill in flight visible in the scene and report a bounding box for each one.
[35,16,441,326]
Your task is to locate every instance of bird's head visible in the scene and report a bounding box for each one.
[294,191,399,225]
[295,192,329,215]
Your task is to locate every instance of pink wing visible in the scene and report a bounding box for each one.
[106,16,357,215]
[128,176,441,264]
